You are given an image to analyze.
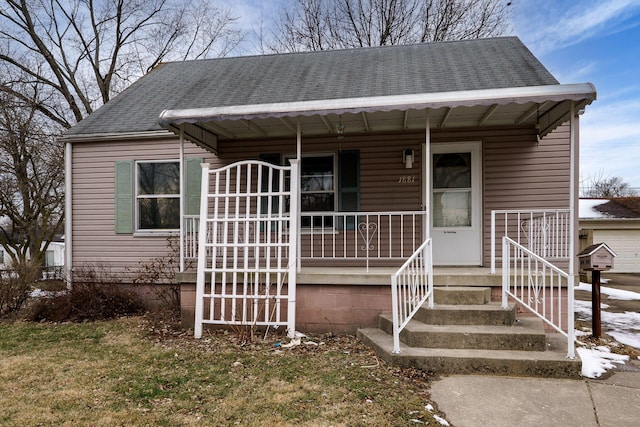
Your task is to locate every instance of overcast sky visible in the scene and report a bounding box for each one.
[227,0,640,190]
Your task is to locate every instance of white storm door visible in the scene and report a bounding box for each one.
[431,142,482,265]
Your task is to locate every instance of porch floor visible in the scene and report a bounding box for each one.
[298,266,501,286]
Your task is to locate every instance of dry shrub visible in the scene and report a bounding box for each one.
[0,262,40,317]
[129,238,186,313]
[27,263,143,322]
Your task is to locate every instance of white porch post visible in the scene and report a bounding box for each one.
[193,163,211,339]
[179,127,185,272]
[423,113,431,240]
[567,102,578,359]
[288,159,300,338]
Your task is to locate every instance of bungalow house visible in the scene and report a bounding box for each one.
[61,37,596,374]
[580,197,640,273]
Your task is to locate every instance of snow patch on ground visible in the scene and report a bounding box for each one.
[576,346,629,378]
[574,282,640,378]
[576,282,640,300]
[29,289,66,298]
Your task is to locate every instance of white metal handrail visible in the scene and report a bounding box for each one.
[491,209,571,274]
[390,238,434,354]
[502,236,575,358]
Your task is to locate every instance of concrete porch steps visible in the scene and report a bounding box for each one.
[357,286,581,378]
[378,314,548,351]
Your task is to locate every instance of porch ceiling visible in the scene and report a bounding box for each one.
[159,83,596,150]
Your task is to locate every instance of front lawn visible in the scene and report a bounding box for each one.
[0,317,445,426]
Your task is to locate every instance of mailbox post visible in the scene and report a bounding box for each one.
[577,243,617,339]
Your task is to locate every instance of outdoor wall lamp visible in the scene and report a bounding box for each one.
[404,149,414,169]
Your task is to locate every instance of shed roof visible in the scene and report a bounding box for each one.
[62,37,595,145]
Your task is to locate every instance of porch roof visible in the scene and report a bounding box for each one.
[159,82,595,150]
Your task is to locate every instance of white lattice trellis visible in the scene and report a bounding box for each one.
[194,160,299,338]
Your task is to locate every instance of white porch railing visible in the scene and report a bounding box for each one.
[502,236,575,358]
[183,211,426,271]
[299,211,426,271]
[491,209,571,274]
[390,238,434,354]
[182,215,199,269]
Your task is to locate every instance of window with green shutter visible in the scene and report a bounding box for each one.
[338,150,360,230]
[114,158,203,233]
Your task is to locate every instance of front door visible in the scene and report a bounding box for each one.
[430,142,482,265]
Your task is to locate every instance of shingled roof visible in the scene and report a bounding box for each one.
[65,37,561,138]
[581,198,640,219]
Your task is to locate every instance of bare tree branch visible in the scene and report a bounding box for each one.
[0,86,64,270]
[0,0,244,128]
[267,0,510,53]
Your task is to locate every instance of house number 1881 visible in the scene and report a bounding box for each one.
[398,176,417,183]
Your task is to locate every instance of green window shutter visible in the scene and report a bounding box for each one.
[185,158,204,215]
[115,160,133,234]
[339,150,360,230]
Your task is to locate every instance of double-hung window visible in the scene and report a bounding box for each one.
[135,160,181,231]
[299,155,335,228]
[275,151,359,229]
[115,158,202,235]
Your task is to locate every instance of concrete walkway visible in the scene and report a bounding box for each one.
[430,359,640,427]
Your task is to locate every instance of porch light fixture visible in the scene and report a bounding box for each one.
[404,149,414,169]
[336,117,345,141]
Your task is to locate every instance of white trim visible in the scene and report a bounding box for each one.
[59,130,173,143]
[160,83,596,123]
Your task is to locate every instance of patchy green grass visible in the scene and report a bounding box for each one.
[0,317,446,426]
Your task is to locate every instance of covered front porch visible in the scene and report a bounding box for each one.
[162,82,594,358]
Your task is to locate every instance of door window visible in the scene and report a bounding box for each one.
[433,153,472,227]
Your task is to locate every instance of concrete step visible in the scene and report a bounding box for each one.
[433,286,491,305]
[379,314,546,351]
[357,327,581,378]
[413,302,517,326]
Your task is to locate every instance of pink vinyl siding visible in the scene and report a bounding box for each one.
[71,137,212,276]
[482,124,572,265]
[70,124,573,274]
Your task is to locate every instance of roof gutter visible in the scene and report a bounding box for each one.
[159,83,596,124]
[59,129,174,144]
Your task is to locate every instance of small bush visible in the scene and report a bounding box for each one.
[0,263,40,317]
[27,263,144,322]
[130,237,185,312]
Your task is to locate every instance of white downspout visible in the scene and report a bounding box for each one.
[567,102,577,359]
[64,142,73,289]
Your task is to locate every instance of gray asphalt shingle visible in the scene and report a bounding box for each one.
[65,37,558,137]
